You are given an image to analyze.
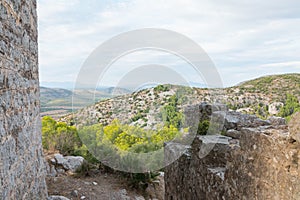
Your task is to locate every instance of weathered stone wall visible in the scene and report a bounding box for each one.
[0,0,47,199]
[165,104,300,200]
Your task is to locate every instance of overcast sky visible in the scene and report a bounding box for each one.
[37,0,300,88]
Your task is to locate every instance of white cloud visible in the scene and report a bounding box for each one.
[37,0,300,87]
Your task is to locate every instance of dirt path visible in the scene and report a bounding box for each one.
[47,171,145,200]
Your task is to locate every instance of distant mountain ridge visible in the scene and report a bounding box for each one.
[40,86,132,119]
[40,87,73,102]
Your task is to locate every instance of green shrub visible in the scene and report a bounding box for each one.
[278,93,300,121]
[131,112,144,122]
[197,120,210,135]
[154,85,170,92]
[76,120,182,187]
[42,116,182,188]
[161,95,183,128]
[42,116,82,155]
[123,171,161,190]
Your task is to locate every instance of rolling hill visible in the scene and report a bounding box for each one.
[58,73,300,127]
[40,87,131,119]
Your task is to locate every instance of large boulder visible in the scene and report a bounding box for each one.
[54,154,85,172]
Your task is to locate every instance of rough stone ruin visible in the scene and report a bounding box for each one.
[0,0,47,199]
[165,103,300,200]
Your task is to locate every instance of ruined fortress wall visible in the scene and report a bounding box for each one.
[0,0,47,199]
[165,104,300,200]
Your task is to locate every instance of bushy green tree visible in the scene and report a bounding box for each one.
[278,94,300,121]
[154,84,170,92]
[161,95,183,128]
[42,116,82,155]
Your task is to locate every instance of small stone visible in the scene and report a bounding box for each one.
[135,196,145,200]
[48,196,70,200]
[92,181,98,186]
[119,189,127,195]
[71,190,78,197]
[50,158,56,164]
[80,196,86,200]
[225,129,242,139]
[56,168,65,174]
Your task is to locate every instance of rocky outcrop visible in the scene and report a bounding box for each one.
[0,0,47,199]
[268,102,284,115]
[165,104,300,200]
[46,153,85,176]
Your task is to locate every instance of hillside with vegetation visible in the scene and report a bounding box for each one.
[59,73,300,127]
[46,74,300,165]
[42,73,300,198]
[236,73,300,98]
[43,74,300,163]
[224,73,300,119]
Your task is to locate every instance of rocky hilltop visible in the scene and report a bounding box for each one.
[62,73,300,127]
[226,73,300,115]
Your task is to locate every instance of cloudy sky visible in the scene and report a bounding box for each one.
[37,0,300,88]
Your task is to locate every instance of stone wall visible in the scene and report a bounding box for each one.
[165,104,300,200]
[0,0,47,199]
